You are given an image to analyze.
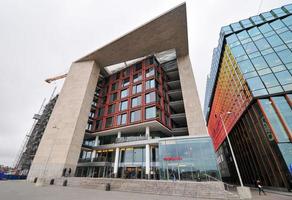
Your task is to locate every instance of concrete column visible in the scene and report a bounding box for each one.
[113,148,120,177]
[145,126,150,138]
[91,136,99,162]
[113,131,121,177]
[27,60,100,184]
[177,55,207,136]
[145,144,150,179]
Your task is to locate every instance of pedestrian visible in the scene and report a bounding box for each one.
[256,179,266,195]
[68,168,72,177]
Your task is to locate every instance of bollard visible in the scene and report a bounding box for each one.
[105,183,111,191]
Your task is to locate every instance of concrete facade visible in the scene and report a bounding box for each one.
[28,61,100,181]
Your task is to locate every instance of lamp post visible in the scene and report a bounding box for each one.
[217,112,243,187]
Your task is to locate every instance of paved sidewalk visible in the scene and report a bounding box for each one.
[0,180,291,200]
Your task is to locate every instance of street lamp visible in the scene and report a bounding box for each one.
[216,112,243,187]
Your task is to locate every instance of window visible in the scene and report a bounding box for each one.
[251,56,268,70]
[282,15,292,27]
[248,27,261,37]
[134,62,142,71]
[130,110,141,122]
[266,35,284,47]
[87,123,92,130]
[122,78,130,87]
[107,104,115,114]
[270,19,285,30]
[145,106,156,119]
[146,79,155,89]
[264,53,282,67]
[111,82,118,91]
[279,31,292,44]
[133,72,142,83]
[95,120,102,130]
[238,60,255,74]
[242,42,258,54]
[277,49,292,64]
[261,73,280,88]
[145,92,156,103]
[146,67,155,77]
[97,107,104,117]
[121,89,128,98]
[105,117,113,128]
[246,76,265,91]
[132,84,142,94]
[272,96,292,132]
[117,113,127,125]
[237,30,250,41]
[122,68,130,77]
[131,96,141,108]
[254,38,271,51]
[275,70,292,85]
[110,93,117,102]
[120,100,128,111]
[230,45,246,58]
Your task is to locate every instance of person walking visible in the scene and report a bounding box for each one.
[256,179,266,195]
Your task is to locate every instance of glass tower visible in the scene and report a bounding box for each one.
[205,4,292,190]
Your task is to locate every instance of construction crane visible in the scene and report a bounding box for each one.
[45,73,67,83]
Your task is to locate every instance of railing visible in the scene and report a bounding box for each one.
[115,136,148,143]
[204,173,238,193]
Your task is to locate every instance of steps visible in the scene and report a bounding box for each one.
[54,177,240,199]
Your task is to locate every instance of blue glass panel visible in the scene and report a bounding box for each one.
[278,143,292,175]
[237,30,249,41]
[267,86,283,94]
[266,34,284,47]
[230,45,246,58]
[271,65,286,73]
[270,19,286,30]
[251,56,268,70]
[250,15,264,24]
[271,8,286,17]
[221,25,233,35]
[264,53,283,67]
[226,34,238,44]
[272,96,292,132]
[275,70,292,85]
[238,59,255,74]
[242,42,258,54]
[260,12,275,21]
[254,38,271,50]
[253,89,268,97]
[258,68,272,76]
[282,16,292,27]
[240,19,253,28]
[248,27,261,37]
[261,73,280,88]
[277,49,292,64]
[246,76,265,91]
[259,23,273,33]
[283,4,292,13]
[231,22,243,32]
[279,31,292,44]
[260,99,289,142]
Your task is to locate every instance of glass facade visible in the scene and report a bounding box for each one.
[206,4,292,190]
[159,137,220,181]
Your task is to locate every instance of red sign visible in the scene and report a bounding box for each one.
[163,156,182,161]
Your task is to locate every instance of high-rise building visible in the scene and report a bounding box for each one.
[27,3,220,184]
[205,4,292,190]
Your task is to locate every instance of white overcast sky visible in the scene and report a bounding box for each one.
[0,0,291,167]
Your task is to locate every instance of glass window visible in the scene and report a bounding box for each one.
[242,42,258,54]
[121,89,128,98]
[237,30,249,41]
[251,56,268,70]
[97,107,104,117]
[238,59,255,74]
[122,78,130,87]
[282,16,292,27]
[279,31,292,44]
[145,106,156,119]
[277,49,292,64]
[95,120,102,130]
[105,117,113,128]
[122,68,130,77]
[145,92,156,104]
[111,82,118,91]
[146,79,155,90]
[246,76,265,91]
[146,67,155,77]
[254,38,271,51]
[275,70,292,85]
[134,62,142,71]
[133,72,142,83]
[107,104,115,114]
[130,110,141,122]
[248,27,261,37]
[260,12,275,21]
[230,45,246,58]
[266,35,284,47]
[260,99,289,142]
[226,34,238,44]
[132,84,142,94]
[117,113,127,125]
[131,96,141,108]
[230,22,242,32]
[110,93,117,102]
[270,19,285,30]
[240,19,253,28]
[120,100,128,111]
[264,53,282,67]
[250,16,264,25]
[261,73,280,88]
[272,96,292,132]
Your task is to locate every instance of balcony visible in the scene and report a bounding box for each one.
[115,136,148,143]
